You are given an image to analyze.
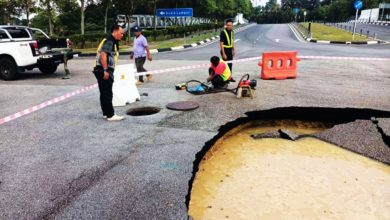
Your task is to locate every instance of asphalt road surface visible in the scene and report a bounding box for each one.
[153,23,390,60]
[0,24,389,220]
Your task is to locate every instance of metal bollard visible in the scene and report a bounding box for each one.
[367,30,370,37]
[374,33,377,40]
[360,29,362,36]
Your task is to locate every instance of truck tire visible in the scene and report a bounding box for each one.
[39,63,58,74]
[0,57,18,80]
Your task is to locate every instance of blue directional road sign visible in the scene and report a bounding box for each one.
[354,0,363,10]
[156,8,193,17]
[292,8,300,14]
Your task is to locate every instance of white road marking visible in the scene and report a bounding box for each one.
[234,39,241,43]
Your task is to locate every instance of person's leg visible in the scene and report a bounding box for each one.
[100,78,114,118]
[135,58,144,82]
[226,48,233,72]
[97,78,106,116]
[212,75,225,88]
[138,57,151,80]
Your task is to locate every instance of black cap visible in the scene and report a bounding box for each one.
[133,26,142,32]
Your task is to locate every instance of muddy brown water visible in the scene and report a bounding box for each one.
[188,120,390,219]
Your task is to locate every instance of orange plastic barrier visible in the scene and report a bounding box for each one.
[258,51,300,80]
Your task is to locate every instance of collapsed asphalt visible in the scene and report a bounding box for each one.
[0,24,390,219]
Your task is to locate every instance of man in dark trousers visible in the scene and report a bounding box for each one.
[93,25,125,121]
[130,26,152,85]
[220,19,236,82]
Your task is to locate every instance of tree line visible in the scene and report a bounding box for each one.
[0,0,253,36]
[251,0,389,23]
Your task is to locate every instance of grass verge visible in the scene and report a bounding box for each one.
[74,30,221,54]
[301,22,369,41]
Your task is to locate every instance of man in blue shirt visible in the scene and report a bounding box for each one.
[130,26,152,85]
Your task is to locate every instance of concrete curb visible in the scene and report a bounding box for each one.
[77,23,256,57]
[307,39,381,45]
[290,23,383,45]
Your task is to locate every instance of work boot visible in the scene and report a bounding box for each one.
[107,114,125,121]
[230,78,236,82]
[147,75,153,81]
[136,80,144,85]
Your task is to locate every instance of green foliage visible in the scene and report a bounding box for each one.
[69,23,215,48]
[252,0,389,23]
[4,0,252,39]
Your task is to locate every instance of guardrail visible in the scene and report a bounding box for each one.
[327,22,380,39]
[130,15,211,28]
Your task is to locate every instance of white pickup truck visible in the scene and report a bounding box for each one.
[0,25,77,80]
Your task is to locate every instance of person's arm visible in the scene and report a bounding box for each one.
[142,37,152,61]
[220,31,227,60]
[220,42,227,60]
[99,52,109,80]
[146,46,152,61]
[100,40,113,80]
[232,32,236,57]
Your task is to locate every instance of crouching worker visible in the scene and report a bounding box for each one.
[207,56,231,88]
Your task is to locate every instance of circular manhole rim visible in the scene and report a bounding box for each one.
[166,101,200,111]
[126,106,161,116]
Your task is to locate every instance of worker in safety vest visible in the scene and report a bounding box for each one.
[92,25,125,121]
[220,19,236,82]
[207,56,231,88]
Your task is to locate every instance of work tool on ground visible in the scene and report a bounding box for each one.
[184,74,257,99]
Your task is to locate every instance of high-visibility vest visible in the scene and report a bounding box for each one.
[219,59,231,81]
[223,29,234,48]
[96,38,119,66]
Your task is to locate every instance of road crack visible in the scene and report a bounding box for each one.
[37,154,131,220]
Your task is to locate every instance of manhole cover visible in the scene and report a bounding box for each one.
[166,101,199,111]
[126,107,160,116]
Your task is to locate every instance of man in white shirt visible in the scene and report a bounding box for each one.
[130,26,152,85]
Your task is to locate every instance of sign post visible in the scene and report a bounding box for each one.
[353,0,363,40]
[293,8,300,22]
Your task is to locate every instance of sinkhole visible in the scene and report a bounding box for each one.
[187,108,390,220]
[126,107,161,116]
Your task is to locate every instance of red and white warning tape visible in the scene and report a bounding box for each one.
[299,56,390,61]
[135,55,390,76]
[0,84,97,126]
[1,55,390,126]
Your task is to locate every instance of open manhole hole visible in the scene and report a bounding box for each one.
[126,107,161,116]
